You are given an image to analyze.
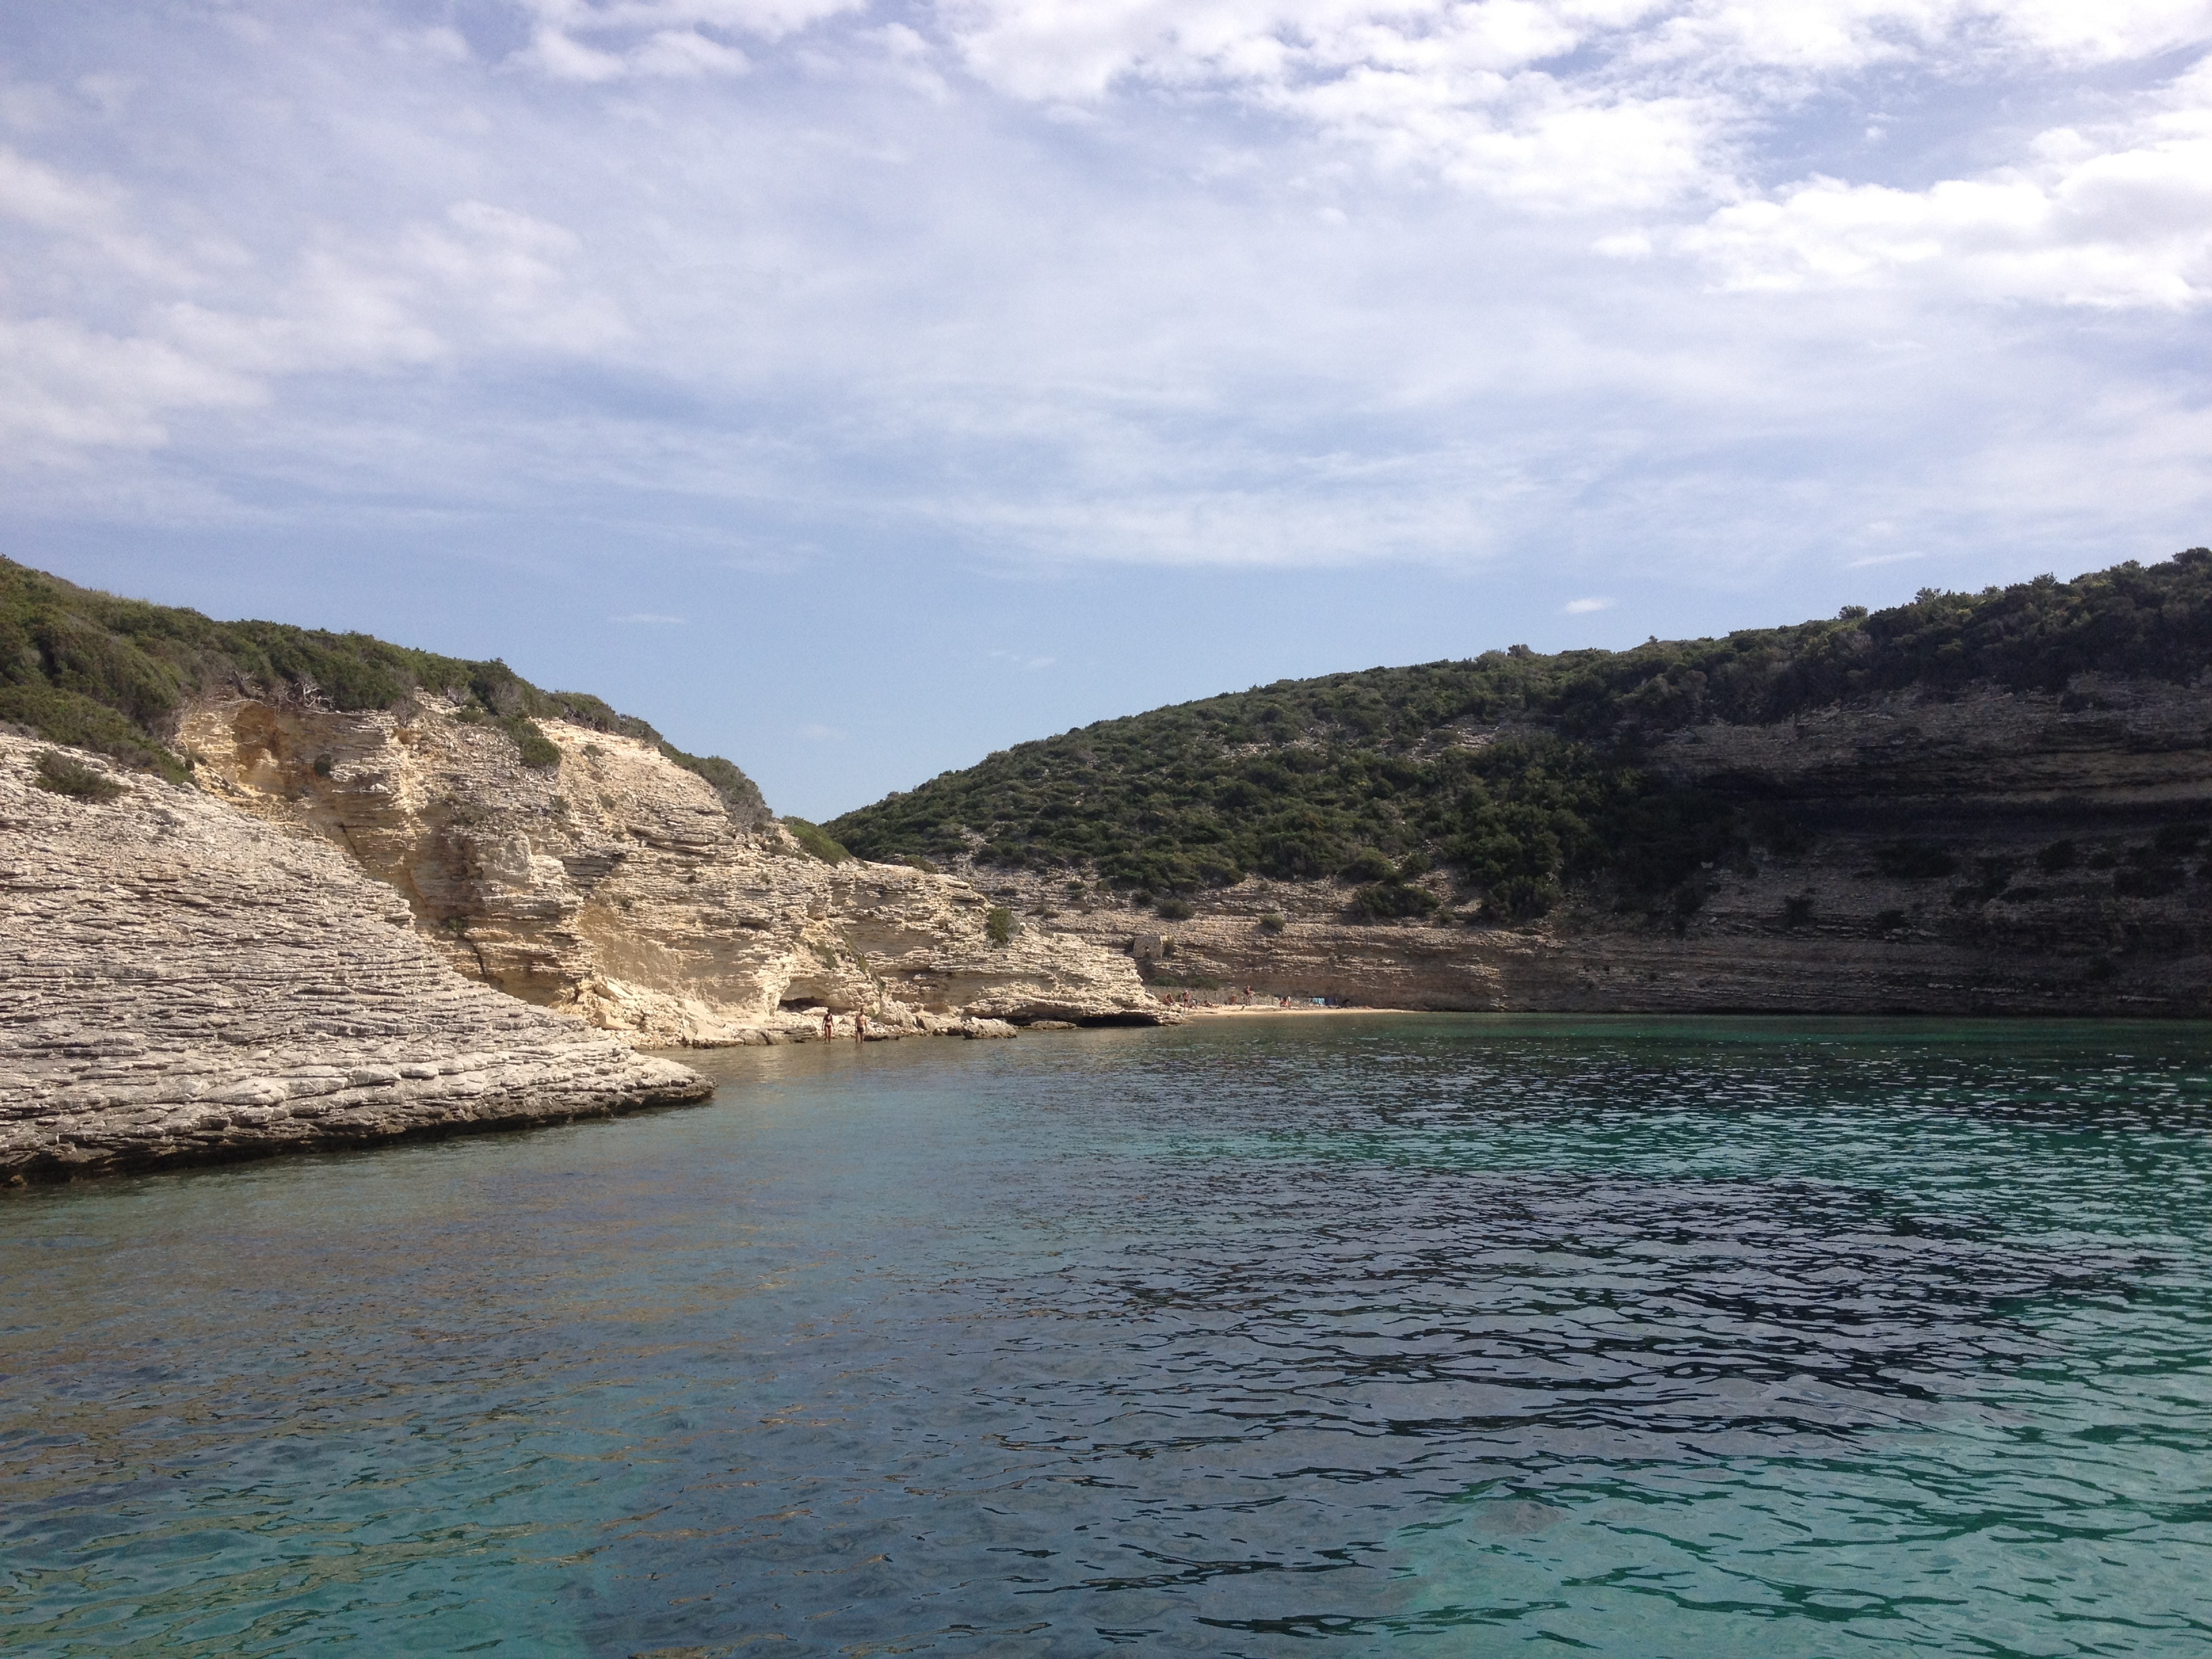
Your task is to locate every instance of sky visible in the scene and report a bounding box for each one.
[4,2,2210,819]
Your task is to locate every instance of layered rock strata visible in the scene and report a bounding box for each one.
[176,698,1161,1044]
[0,735,710,1185]
[961,678,2212,1017]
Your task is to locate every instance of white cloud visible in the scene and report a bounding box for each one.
[0,144,121,233]
[508,0,859,79]
[1563,594,1614,612]
[933,2,2212,213]
[0,136,624,460]
[1,0,2207,594]
[0,316,262,455]
[401,27,474,64]
[0,145,183,282]
[1679,64,2212,307]
[938,1,1725,209]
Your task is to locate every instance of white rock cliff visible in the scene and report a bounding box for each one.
[176,697,1164,1043]
[0,733,711,1184]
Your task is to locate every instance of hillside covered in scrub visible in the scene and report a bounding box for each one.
[0,556,767,823]
[829,551,2212,920]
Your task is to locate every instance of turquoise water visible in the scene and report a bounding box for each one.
[5,1015,2212,1656]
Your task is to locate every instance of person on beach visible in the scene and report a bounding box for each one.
[823,1008,834,1042]
[855,1010,867,1043]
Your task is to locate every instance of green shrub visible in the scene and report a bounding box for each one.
[901,853,941,874]
[1782,894,1814,926]
[2115,864,2186,899]
[1669,878,1708,920]
[1338,847,1397,883]
[1258,912,1286,933]
[1155,896,1195,920]
[1144,969,1221,989]
[0,684,184,782]
[1875,907,1909,932]
[2036,840,2078,872]
[821,548,2212,909]
[0,554,762,804]
[1947,855,2020,907]
[1347,881,1437,919]
[1486,876,1558,923]
[660,744,769,824]
[499,716,562,770]
[784,818,852,864]
[1872,840,1957,880]
[985,906,1015,945]
[312,752,335,777]
[33,749,125,800]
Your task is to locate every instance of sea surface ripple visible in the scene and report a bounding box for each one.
[5,1015,2212,1656]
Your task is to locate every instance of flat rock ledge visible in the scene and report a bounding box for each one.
[0,736,711,1187]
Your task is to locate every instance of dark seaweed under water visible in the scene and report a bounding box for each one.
[5,1015,2212,1657]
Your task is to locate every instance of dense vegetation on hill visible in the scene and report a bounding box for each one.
[0,557,769,822]
[830,551,2212,918]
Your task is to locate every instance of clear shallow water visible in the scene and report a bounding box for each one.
[5,1016,2212,1658]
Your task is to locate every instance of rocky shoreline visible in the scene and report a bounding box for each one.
[180,696,1166,1041]
[18,663,2212,1187]
[1,708,1179,1187]
[956,677,2212,1019]
[0,733,720,1185]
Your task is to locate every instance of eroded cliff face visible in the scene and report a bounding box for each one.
[0,734,710,1184]
[959,677,2212,1017]
[177,697,1162,1043]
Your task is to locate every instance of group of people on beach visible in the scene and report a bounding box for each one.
[817,991,1339,1036]
[1160,987,1338,1010]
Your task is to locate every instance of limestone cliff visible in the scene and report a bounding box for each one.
[176,697,1162,1044]
[962,676,2212,1017]
[0,734,711,1184]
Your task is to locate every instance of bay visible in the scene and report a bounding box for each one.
[5,1015,2212,1656]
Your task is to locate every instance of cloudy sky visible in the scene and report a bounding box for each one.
[5,2,2210,816]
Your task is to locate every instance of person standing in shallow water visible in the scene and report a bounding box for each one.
[822,1008,834,1042]
[854,1010,867,1044]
